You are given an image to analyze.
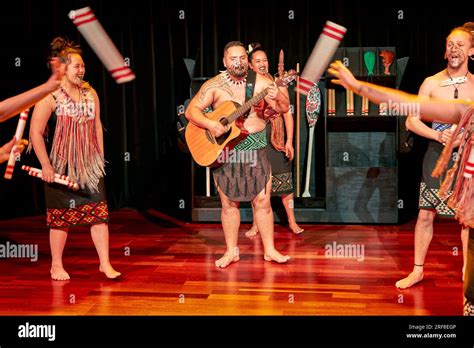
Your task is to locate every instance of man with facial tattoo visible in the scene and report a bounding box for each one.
[185,41,291,267]
[396,26,474,289]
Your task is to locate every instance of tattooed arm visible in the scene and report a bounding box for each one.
[185,75,231,137]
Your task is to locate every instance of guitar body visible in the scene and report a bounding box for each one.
[185,100,249,167]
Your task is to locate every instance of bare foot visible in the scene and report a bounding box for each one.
[215,248,240,268]
[50,265,70,281]
[395,271,423,289]
[245,225,259,238]
[99,264,121,279]
[464,299,474,316]
[264,249,290,263]
[289,222,304,234]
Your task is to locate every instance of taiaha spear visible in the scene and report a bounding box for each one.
[278,49,284,78]
[270,49,287,153]
[295,21,347,194]
[302,83,321,197]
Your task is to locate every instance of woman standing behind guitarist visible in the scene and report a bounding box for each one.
[185,41,291,268]
[245,43,304,238]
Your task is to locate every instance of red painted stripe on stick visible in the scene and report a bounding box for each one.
[324,23,346,36]
[73,9,94,19]
[74,16,97,27]
[322,29,343,42]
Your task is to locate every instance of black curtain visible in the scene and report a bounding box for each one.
[0,1,472,221]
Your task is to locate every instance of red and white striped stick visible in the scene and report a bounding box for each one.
[68,7,136,84]
[297,21,347,95]
[21,165,79,190]
[21,165,74,182]
[463,149,474,178]
[4,109,29,180]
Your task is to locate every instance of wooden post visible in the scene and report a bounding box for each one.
[296,63,301,197]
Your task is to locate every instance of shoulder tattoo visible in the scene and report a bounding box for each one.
[198,74,234,102]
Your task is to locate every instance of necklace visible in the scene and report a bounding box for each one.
[223,71,246,86]
[60,85,88,123]
[446,69,468,99]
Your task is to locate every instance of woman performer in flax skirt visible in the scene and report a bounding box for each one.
[30,37,120,280]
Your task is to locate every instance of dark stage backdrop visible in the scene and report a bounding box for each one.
[0,1,472,221]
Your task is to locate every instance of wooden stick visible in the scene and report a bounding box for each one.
[69,7,135,83]
[296,63,301,197]
[22,165,74,182]
[347,90,354,116]
[302,126,314,197]
[362,96,369,115]
[297,21,347,95]
[22,165,79,190]
[206,167,211,197]
[4,109,29,179]
[327,89,331,115]
[328,88,336,116]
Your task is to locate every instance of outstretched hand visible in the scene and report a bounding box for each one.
[328,60,360,92]
[45,57,66,92]
[0,137,28,163]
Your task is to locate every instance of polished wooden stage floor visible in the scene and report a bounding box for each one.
[0,209,465,315]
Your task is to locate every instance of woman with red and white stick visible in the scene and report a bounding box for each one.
[30,37,120,281]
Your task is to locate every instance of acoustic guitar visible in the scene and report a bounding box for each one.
[185,70,296,167]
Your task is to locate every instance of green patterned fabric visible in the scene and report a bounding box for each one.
[234,129,267,151]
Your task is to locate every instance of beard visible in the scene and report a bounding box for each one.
[446,50,466,69]
[227,62,248,78]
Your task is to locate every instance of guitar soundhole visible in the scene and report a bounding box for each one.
[215,129,232,145]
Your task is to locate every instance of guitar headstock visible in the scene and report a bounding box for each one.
[275,69,297,87]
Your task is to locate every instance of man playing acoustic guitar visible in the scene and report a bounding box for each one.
[185,41,291,268]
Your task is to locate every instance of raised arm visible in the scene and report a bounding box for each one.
[328,60,470,124]
[0,58,65,123]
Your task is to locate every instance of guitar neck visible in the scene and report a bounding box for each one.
[226,89,269,124]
